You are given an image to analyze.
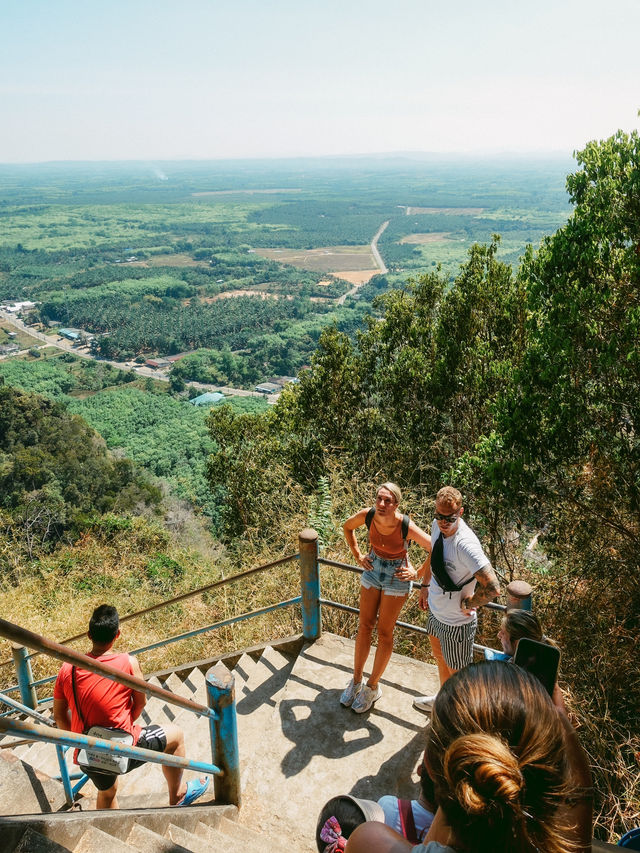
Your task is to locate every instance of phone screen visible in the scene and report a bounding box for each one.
[512,637,560,696]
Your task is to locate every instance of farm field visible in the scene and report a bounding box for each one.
[0,155,572,384]
[254,245,379,273]
[0,154,572,527]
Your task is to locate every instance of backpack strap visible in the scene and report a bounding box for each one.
[398,798,419,844]
[401,513,410,544]
[364,507,375,530]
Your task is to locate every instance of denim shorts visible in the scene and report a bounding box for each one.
[361,552,411,597]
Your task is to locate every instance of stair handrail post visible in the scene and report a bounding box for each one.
[206,662,240,807]
[55,745,74,806]
[12,644,37,710]
[299,528,321,641]
[506,580,533,611]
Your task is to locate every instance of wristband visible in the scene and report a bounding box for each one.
[420,583,430,588]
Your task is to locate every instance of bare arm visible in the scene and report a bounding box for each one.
[418,551,432,611]
[346,821,412,853]
[461,564,500,614]
[53,696,71,731]
[128,655,147,721]
[343,509,373,569]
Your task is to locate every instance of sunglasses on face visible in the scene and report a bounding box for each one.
[434,511,459,524]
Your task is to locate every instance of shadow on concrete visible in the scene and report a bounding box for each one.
[278,692,385,777]
[350,728,429,801]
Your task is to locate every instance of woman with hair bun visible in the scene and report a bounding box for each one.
[345,661,593,853]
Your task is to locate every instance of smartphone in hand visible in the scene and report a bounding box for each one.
[513,637,560,696]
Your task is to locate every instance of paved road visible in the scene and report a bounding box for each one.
[337,219,389,305]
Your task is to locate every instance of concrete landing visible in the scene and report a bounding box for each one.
[239,632,440,851]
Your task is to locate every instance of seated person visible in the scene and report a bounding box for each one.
[317,795,385,852]
[377,749,435,843]
[345,661,593,853]
[497,609,552,658]
[53,604,209,810]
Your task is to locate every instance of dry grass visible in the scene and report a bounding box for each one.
[1,481,636,843]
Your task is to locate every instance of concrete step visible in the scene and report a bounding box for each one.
[232,652,258,695]
[0,803,238,850]
[165,823,215,853]
[234,646,294,786]
[13,827,71,852]
[0,750,68,815]
[180,668,207,706]
[238,632,440,851]
[74,825,134,853]
[194,820,258,852]
[127,823,191,852]
[216,814,283,853]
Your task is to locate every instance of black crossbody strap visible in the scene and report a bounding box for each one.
[70,666,87,730]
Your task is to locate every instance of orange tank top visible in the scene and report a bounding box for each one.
[368,514,407,560]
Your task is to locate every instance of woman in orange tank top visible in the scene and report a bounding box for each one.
[341,482,431,713]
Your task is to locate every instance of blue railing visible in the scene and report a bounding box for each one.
[0,618,240,808]
[0,528,531,810]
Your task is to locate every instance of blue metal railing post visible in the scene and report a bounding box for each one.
[299,528,321,641]
[206,662,240,807]
[55,745,74,806]
[506,580,533,610]
[12,645,37,709]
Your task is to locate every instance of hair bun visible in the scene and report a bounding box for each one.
[444,733,524,814]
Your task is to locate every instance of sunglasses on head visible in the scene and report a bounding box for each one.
[434,511,459,523]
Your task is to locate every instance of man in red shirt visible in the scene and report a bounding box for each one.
[53,604,208,809]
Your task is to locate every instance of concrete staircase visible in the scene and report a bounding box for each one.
[0,634,440,851]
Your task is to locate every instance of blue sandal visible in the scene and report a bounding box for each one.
[176,776,210,806]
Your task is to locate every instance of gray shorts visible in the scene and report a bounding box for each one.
[361,552,410,597]
[427,612,477,670]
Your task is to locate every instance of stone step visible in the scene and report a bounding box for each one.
[238,632,440,851]
[0,750,68,815]
[74,825,133,853]
[13,827,71,852]
[126,823,192,852]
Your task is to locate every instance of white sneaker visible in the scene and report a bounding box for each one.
[352,684,382,713]
[340,678,363,707]
[413,694,437,713]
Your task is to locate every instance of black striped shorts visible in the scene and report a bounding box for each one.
[426,613,477,670]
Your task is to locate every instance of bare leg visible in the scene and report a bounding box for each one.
[96,780,119,809]
[429,635,457,686]
[353,586,382,684]
[367,593,407,689]
[160,723,187,805]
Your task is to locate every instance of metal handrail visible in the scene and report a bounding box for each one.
[0,553,299,670]
[4,598,303,694]
[0,619,215,719]
[320,598,506,656]
[0,717,221,778]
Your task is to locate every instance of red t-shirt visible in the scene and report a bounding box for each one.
[54,653,143,750]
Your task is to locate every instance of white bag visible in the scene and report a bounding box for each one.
[77,726,134,774]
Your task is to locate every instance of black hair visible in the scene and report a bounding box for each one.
[88,604,120,644]
[316,796,366,853]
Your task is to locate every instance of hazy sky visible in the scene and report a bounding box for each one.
[2,0,639,163]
